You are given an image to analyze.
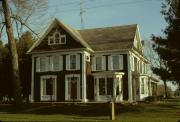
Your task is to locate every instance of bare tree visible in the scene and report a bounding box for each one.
[2,0,21,106]
[0,0,48,106]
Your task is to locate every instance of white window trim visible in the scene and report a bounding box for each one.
[52,55,63,71]
[40,75,57,101]
[36,55,63,72]
[48,31,66,45]
[66,54,80,71]
[92,56,106,71]
[65,74,81,101]
[109,55,123,70]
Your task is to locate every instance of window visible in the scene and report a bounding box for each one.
[60,35,66,44]
[41,76,57,101]
[99,78,106,95]
[144,63,147,74]
[96,57,102,70]
[92,56,106,71]
[36,55,62,72]
[141,78,144,94]
[108,55,123,70]
[66,54,80,70]
[112,55,120,70]
[40,57,46,72]
[134,57,137,72]
[52,56,60,71]
[48,31,66,45]
[98,77,113,95]
[70,55,76,70]
[45,78,53,95]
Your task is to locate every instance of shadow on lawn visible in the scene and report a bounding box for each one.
[0,103,144,117]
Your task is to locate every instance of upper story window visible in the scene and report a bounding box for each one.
[40,57,46,72]
[108,55,123,70]
[48,30,66,45]
[92,56,106,71]
[70,55,76,70]
[112,55,120,70]
[36,55,63,72]
[66,54,80,70]
[96,57,102,70]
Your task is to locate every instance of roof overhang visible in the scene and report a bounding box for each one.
[92,71,124,77]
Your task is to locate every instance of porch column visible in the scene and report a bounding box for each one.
[149,80,152,96]
[113,76,116,101]
[119,75,124,101]
[30,56,34,102]
[82,53,87,102]
[128,52,133,102]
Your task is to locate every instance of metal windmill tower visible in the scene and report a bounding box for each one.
[80,0,85,29]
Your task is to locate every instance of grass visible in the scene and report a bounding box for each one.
[0,100,179,121]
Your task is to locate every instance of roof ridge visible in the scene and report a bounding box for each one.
[78,24,138,31]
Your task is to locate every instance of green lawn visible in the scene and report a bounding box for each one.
[0,100,179,121]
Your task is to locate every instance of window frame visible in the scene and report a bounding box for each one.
[70,54,77,70]
[40,75,57,101]
[92,56,106,71]
[48,31,66,45]
[109,55,123,70]
[97,77,113,96]
[36,55,63,72]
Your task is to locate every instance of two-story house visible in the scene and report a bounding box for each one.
[27,18,158,103]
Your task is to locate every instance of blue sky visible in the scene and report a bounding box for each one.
[45,0,166,40]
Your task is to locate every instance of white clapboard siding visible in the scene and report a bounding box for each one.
[76,54,80,70]
[119,55,123,70]
[102,56,106,71]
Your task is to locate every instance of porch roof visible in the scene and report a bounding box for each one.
[92,71,124,77]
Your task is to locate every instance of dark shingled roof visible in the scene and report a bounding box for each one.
[78,24,137,51]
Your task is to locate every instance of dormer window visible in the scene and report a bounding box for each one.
[48,30,66,45]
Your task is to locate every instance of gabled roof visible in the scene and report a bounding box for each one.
[27,18,93,54]
[78,24,137,51]
[28,18,139,54]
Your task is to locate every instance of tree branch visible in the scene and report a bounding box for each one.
[11,15,39,38]
[0,23,5,39]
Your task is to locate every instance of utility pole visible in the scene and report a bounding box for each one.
[80,0,85,29]
[2,0,22,106]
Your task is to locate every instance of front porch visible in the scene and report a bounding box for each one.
[93,71,124,102]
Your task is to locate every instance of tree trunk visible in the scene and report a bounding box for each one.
[2,0,22,106]
[163,80,168,99]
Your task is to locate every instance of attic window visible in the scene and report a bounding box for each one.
[48,31,66,45]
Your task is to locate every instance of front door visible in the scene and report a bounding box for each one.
[70,80,77,100]
[65,74,80,101]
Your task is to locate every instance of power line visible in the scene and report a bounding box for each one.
[55,0,159,13]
